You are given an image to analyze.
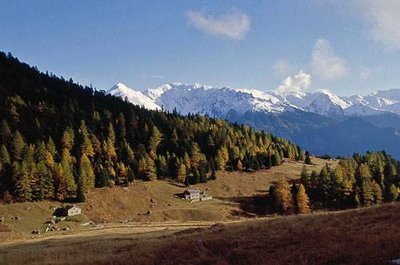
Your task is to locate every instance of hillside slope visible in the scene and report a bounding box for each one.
[1,203,399,265]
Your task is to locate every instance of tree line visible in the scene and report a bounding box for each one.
[0,52,302,203]
[270,151,400,214]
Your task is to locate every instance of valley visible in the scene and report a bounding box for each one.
[0,158,330,242]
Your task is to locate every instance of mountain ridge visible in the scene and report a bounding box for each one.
[108,82,400,118]
[108,82,400,158]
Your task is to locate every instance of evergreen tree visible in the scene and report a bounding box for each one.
[148,126,162,159]
[61,148,77,197]
[0,144,10,171]
[216,146,229,170]
[191,143,202,169]
[371,181,383,204]
[144,155,157,181]
[14,161,32,201]
[79,121,94,158]
[386,184,398,202]
[54,163,67,201]
[177,161,187,183]
[36,161,54,200]
[304,151,312,165]
[361,179,374,206]
[0,120,11,145]
[62,127,75,151]
[12,130,25,161]
[79,153,95,192]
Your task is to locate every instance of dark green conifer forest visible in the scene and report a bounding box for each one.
[270,151,400,213]
[0,52,302,202]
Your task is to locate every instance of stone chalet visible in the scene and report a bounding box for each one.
[54,205,82,217]
[184,188,201,200]
[183,188,212,202]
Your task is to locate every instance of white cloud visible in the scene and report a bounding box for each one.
[276,71,312,95]
[358,0,400,50]
[358,65,384,81]
[311,38,349,81]
[185,10,251,40]
[151,75,164,79]
[272,59,292,77]
[359,67,372,81]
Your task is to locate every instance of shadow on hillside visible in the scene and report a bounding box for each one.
[217,194,274,217]
[167,181,186,188]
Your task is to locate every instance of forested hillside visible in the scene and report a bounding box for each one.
[0,52,302,203]
[270,151,400,214]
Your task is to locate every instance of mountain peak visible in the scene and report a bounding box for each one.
[108,83,160,110]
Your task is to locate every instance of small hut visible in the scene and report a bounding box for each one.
[54,205,82,217]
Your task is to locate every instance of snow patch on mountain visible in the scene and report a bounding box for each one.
[108,83,160,110]
[108,82,400,119]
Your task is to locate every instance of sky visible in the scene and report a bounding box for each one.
[1,0,400,96]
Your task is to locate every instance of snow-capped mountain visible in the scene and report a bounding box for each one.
[108,82,400,118]
[108,83,160,110]
[107,82,400,158]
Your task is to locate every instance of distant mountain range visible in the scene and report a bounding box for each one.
[108,82,400,158]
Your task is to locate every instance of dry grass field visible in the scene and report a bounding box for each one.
[83,158,333,223]
[0,158,348,264]
[1,203,400,265]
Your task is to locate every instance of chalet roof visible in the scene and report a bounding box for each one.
[185,188,200,194]
[64,205,80,210]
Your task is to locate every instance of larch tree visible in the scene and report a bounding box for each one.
[61,148,77,197]
[79,153,95,192]
[62,127,75,151]
[274,178,293,214]
[216,146,229,170]
[148,126,162,159]
[144,155,157,181]
[296,184,311,214]
[12,130,25,161]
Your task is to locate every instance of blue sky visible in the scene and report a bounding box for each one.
[1,0,400,96]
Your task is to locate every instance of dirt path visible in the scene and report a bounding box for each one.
[0,219,249,251]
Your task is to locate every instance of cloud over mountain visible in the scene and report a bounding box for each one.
[185,10,251,40]
[311,38,349,81]
[275,71,312,95]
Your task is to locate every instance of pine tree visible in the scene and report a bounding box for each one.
[304,151,312,165]
[296,184,311,214]
[191,143,202,169]
[300,165,310,188]
[272,152,281,166]
[139,155,157,181]
[0,144,10,171]
[12,130,25,161]
[14,161,32,201]
[61,148,77,197]
[46,137,57,158]
[79,121,94,158]
[176,160,186,183]
[148,126,162,159]
[183,152,191,169]
[62,127,75,151]
[117,162,128,185]
[371,181,383,204]
[216,146,229,170]
[0,120,12,145]
[79,153,95,192]
[361,179,374,206]
[386,184,398,202]
[36,161,54,200]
